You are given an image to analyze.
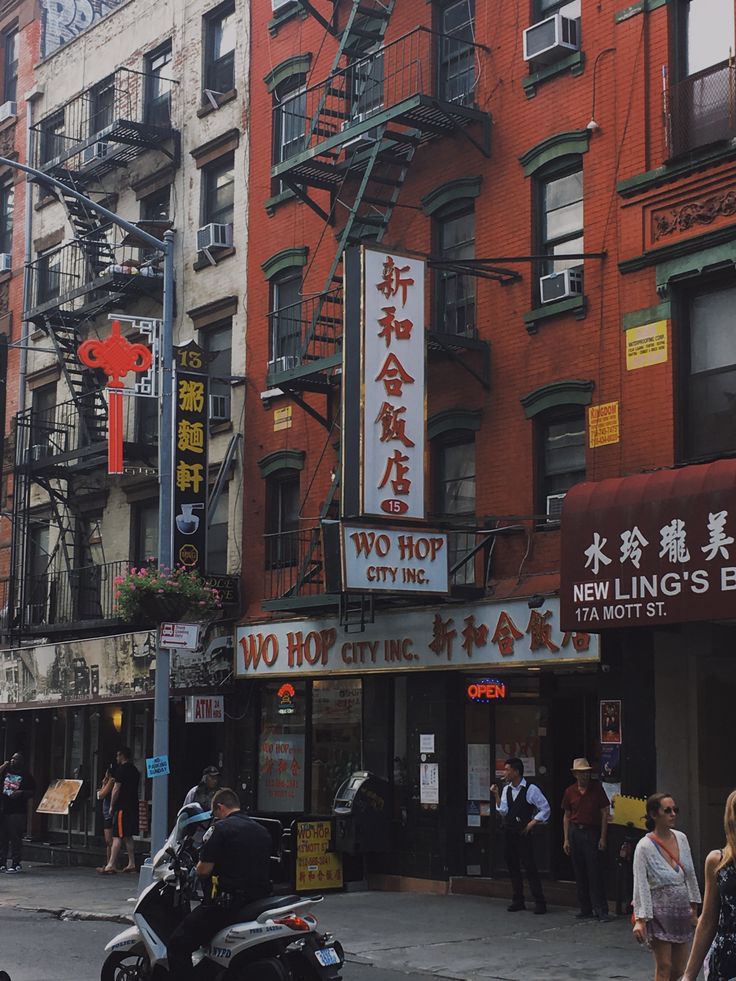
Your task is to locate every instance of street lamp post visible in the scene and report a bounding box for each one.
[0,155,175,853]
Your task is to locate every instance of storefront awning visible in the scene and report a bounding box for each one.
[560,459,736,630]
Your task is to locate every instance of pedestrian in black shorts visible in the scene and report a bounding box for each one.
[97,747,139,875]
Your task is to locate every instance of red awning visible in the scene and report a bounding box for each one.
[560,459,736,630]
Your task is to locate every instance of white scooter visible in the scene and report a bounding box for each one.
[102,806,344,981]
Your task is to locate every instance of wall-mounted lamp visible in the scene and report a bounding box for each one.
[111,707,123,733]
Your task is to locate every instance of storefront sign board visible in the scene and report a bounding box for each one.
[36,779,84,815]
[341,524,449,594]
[342,247,426,521]
[295,820,343,891]
[626,320,668,370]
[236,597,599,678]
[173,341,210,572]
[588,401,620,448]
[185,694,224,723]
[560,459,736,629]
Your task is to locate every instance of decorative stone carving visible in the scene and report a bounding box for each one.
[652,189,736,240]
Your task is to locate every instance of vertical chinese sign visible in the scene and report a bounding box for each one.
[343,247,426,520]
[173,341,209,573]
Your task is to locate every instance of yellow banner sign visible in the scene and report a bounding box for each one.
[295,820,343,891]
[588,401,620,448]
[626,320,668,370]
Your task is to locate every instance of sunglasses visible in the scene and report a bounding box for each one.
[663,806,680,815]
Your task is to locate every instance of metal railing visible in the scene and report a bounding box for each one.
[23,559,129,629]
[667,61,736,158]
[274,27,483,162]
[16,391,157,467]
[267,289,343,375]
[25,224,164,318]
[31,66,174,172]
[264,528,325,602]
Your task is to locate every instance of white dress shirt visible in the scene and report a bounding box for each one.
[495,778,551,824]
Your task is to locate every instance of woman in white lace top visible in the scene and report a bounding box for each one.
[632,792,701,980]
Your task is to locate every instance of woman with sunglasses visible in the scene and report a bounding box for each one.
[632,793,701,981]
[680,788,736,981]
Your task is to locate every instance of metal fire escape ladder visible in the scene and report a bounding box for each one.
[43,315,108,443]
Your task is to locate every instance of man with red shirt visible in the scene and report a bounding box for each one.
[562,757,610,922]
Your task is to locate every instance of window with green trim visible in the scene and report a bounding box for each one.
[538,159,583,278]
[536,406,585,518]
[270,269,302,365]
[433,432,476,586]
[265,469,300,569]
[435,203,476,336]
[438,0,476,106]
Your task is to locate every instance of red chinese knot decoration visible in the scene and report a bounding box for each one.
[78,320,153,474]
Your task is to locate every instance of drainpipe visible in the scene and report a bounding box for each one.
[19,91,37,413]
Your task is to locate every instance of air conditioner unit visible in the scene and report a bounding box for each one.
[523,14,579,64]
[0,100,16,123]
[268,355,299,375]
[539,267,583,304]
[82,141,109,166]
[209,393,230,422]
[29,443,50,462]
[197,222,233,252]
[342,112,381,150]
[546,493,566,523]
[0,253,11,273]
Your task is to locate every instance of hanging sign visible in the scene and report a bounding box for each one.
[341,523,449,593]
[185,694,224,723]
[173,341,211,573]
[342,247,426,520]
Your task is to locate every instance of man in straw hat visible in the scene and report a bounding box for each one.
[562,757,611,921]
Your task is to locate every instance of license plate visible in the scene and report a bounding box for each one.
[315,947,340,967]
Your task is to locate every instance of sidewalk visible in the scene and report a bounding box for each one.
[0,863,657,980]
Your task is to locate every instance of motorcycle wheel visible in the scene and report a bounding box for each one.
[100,951,150,981]
[234,957,291,981]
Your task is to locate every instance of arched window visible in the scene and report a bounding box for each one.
[259,450,305,569]
[262,247,308,369]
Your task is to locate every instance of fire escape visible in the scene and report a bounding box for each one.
[9,67,178,640]
[264,0,493,613]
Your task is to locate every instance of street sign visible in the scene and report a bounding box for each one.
[159,622,201,650]
[185,694,224,723]
[146,755,170,778]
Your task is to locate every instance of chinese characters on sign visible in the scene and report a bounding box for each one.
[258,734,305,811]
[361,249,426,520]
[341,524,449,594]
[173,341,210,573]
[295,820,343,891]
[236,598,598,678]
[560,461,736,628]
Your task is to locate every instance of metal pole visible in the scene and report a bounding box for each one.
[151,228,175,854]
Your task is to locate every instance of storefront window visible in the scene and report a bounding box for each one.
[258,680,307,812]
[311,679,362,814]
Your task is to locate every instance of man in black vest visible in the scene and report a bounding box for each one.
[491,757,550,914]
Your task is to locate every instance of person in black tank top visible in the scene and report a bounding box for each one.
[682,789,736,980]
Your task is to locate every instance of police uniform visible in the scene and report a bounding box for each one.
[167,811,272,979]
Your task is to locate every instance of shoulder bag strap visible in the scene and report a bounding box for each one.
[648,833,683,871]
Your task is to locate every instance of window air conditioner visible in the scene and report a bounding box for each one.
[546,493,566,523]
[0,253,11,273]
[82,141,109,166]
[209,393,230,422]
[29,443,50,463]
[539,267,583,304]
[268,355,299,375]
[523,14,579,64]
[197,222,233,252]
[0,101,16,123]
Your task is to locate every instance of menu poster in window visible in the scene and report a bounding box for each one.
[258,733,305,811]
[312,679,362,726]
[600,699,622,744]
[467,743,491,801]
[420,762,439,804]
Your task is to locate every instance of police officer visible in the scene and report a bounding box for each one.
[167,787,272,979]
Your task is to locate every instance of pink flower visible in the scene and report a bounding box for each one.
[130,567,138,575]
[157,588,165,593]
[113,576,124,585]
[114,590,121,599]
[129,583,136,591]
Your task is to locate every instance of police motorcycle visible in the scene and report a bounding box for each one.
[102,804,344,981]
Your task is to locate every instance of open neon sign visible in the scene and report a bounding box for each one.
[466,679,507,703]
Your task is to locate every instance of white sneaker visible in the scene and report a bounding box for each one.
[5,866,16,873]
[11,865,22,873]
[0,866,6,873]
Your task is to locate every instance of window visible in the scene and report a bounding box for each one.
[265,469,299,568]
[435,205,475,336]
[204,1,235,97]
[30,382,57,453]
[681,282,736,461]
[202,319,232,422]
[133,501,159,565]
[537,407,585,514]
[207,486,228,573]
[538,161,583,279]
[40,111,65,164]
[271,270,302,363]
[274,84,306,168]
[311,678,362,814]
[202,154,234,227]
[535,0,581,20]
[0,179,13,256]
[258,679,306,812]
[141,186,170,224]
[89,75,116,137]
[36,247,62,304]
[435,437,476,586]
[3,28,17,105]
[145,42,172,127]
[439,0,476,105]
[350,49,384,120]
[680,0,733,76]
[26,522,50,624]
